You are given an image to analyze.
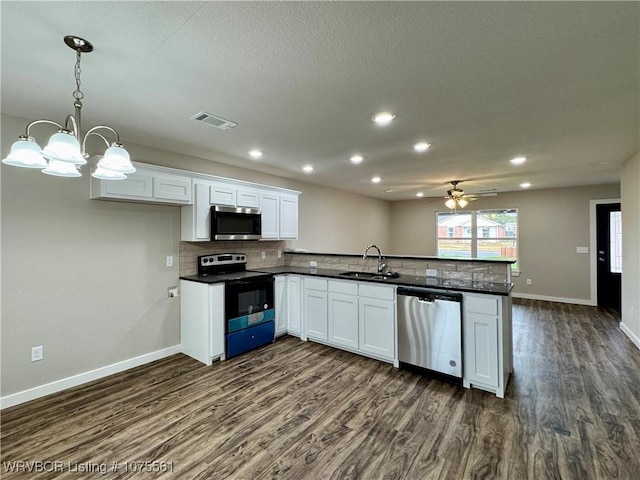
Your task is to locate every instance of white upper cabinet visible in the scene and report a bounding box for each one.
[90,161,299,241]
[260,192,280,239]
[279,195,298,239]
[91,163,192,205]
[210,184,236,206]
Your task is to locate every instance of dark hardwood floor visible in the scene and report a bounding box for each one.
[2,299,639,479]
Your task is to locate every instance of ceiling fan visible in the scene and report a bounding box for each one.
[444,180,498,209]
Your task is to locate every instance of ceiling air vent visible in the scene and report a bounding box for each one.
[191,111,238,130]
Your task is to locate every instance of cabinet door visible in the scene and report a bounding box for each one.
[260,193,280,239]
[209,283,225,358]
[463,312,499,387]
[304,289,328,340]
[237,188,260,208]
[210,184,236,206]
[181,182,212,241]
[103,171,153,199]
[358,297,395,360]
[275,276,288,336]
[279,195,298,239]
[153,174,192,203]
[287,276,302,336]
[328,292,359,349]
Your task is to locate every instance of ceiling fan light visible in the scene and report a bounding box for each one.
[445,198,457,209]
[457,198,468,208]
[42,159,82,177]
[97,144,135,173]
[42,130,86,165]
[2,137,48,168]
[92,166,127,180]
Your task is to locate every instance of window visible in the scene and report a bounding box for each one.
[437,209,519,270]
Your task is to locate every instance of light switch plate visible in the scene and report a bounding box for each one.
[576,246,589,254]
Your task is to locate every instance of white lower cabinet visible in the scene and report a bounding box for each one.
[462,293,512,398]
[303,278,328,341]
[275,276,288,336]
[303,278,396,364]
[358,297,395,361]
[287,275,302,336]
[180,280,225,366]
[328,281,359,349]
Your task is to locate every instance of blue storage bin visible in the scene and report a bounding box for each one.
[226,321,275,359]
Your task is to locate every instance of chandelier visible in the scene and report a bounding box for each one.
[2,36,134,179]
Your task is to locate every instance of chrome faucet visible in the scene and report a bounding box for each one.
[363,244,386,274]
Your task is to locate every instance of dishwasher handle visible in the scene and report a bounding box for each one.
[397,287,462,303]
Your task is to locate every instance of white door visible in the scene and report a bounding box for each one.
[328,292,359,349]
[463,312,499,387]
[287,276,302,336]
[275,276,288,336]
[279,195,298,239]
[304,289,328,340]
[260,193,280,239]
[358,297,395,360]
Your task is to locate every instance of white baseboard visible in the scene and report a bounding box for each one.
[620,322,640,350]
[511,292,595,306]
[0,345,182,410]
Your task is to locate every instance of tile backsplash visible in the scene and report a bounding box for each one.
[179,241,286,276]
[284,253,511,283]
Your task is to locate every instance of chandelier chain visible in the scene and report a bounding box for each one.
[73,50,84,101]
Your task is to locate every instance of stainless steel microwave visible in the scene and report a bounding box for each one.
[211,205,262,240]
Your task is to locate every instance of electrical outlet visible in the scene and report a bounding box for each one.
[31,346,43,362]
[426,269,438,277]
[310,261,318,267]
[277,250,282,259]
[526,279,532,285]
[261,251,266,260]
[166,255,174,267]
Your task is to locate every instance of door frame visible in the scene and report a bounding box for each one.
[589,198,621,306]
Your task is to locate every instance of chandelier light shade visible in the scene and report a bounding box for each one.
[2,137,48,168]
[1,35,134,180]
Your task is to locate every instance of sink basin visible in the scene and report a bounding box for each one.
[339,271,378,278]
[339,271,400,280]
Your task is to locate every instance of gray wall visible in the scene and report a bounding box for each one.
[388,184,621,301]
[1,113,389,398]
[621,151,640,346]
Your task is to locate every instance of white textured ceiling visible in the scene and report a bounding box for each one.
[1,1,638,200]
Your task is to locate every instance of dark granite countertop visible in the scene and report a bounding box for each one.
[284,250,517,264]
[247,266,513,296]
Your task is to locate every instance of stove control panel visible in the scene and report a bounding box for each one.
[199,253,246,267]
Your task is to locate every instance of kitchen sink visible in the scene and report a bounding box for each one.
[339,271,378,278]
[339,271,401,280]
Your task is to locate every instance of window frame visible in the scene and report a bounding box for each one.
[436,208,520,273]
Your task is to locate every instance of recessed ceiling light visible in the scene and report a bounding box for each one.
[302,165,314,173]
[372,112,396,126]
[413,142,431,153]
[350,154,364,164]
[416,192,424,197]
[371,176,382,183]
[520,182,531,188]
[248,149,262,159]
[510,156,526,165]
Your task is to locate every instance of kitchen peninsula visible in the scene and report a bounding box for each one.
[180,248,514,398]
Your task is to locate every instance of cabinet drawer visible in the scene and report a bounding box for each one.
[465,295,498,315]
[328,280,358,295]
[304,277,327,291]
[358,283,395,301]
[226,321,275,359]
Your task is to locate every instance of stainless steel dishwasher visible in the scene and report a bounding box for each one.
[397,286,463,378]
